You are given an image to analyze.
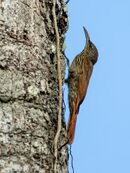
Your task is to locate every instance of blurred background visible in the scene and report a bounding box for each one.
[64,0,130,172]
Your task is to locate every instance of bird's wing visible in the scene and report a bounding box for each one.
[77,59,93,109]
[67,59,93,144]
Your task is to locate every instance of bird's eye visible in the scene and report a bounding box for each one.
[88,40,93,48]
[89,43,92,48]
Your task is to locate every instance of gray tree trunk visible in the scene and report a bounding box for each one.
[0,0,68,172]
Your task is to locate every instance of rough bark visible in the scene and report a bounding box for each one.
[0,0,68,172]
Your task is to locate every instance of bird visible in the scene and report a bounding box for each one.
[67,27,98,144]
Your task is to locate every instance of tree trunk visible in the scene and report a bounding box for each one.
[0,0,68,172]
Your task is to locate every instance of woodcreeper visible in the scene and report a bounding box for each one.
[67,27,98,144]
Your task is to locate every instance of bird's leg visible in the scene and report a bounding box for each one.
[64,52,69,84]
[64,52,70,67]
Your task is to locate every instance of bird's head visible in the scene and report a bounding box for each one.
[83,27,98,65]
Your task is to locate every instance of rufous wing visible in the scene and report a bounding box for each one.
[67,60,93,144]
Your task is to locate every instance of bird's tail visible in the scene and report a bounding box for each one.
[67,112,78,144]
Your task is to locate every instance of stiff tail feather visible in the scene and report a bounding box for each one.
[67,112,78,144]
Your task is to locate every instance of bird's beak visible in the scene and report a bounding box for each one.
[83,26,90,46]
